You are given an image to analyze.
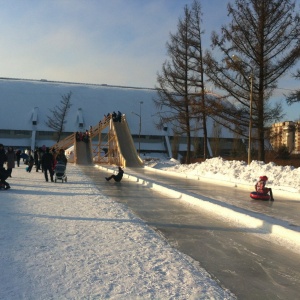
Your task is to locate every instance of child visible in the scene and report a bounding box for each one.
[255,175,274,201]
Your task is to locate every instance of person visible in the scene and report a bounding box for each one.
[83,130,89,143]
[76,131,80,141]
[6,146,16,177]
[105,166,124,182]
[38,147,44,172]
[56,149,68,165]
[255,175,274,201]
[16,149,21,167]
[34,148,40,172]
[112,111,117,122]
[41,148,54,182]
[26,153,34,173]
[117,111,122,122]
[0,167,10,190]
[0,144,7,169]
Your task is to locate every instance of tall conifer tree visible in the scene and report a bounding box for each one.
[154,1,207,163]
[204,0,300,162]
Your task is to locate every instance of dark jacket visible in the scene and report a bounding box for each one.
[0,147,7,168]
[115,168,124,181]
[56,153,67,165]
[6,149,16,169]
[0,167,9,181]
[42,151,54,168]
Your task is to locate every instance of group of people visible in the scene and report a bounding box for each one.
[111,111,122,122]
[0,144,25,189]
[0,144,12,190]
[0,144,68,189]
[76,130,90,143]
[32,147,67,182]
[37,147,67,182]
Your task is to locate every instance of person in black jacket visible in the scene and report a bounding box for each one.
[0,144,7,169]
[0,167,10,190]
[105,167,124,182]
[55,149,68,165]
[16,149,21,167]
[41,148,54,182]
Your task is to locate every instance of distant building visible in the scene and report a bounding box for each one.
[270,121,300,154]
[0,77,240,158]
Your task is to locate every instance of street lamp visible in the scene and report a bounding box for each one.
[131,101,143,155]
[232,55,253,165]
[248,73,253,165]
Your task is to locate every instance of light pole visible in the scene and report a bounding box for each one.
[131,101,143,155]
[248,73,253,165]
[232,55,253,165]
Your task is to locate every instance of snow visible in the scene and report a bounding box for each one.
[1,161,236,300]
[1,154,300,299]
[144,155,300,195]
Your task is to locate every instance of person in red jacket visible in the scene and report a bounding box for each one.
[255,175,274,201]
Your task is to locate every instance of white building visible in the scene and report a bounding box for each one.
[0,78,236,158]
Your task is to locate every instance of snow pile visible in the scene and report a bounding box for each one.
[147,157,300,194]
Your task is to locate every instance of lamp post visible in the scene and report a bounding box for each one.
[248,73,253,165]
[232,55,253,165]
[131,101,143,155]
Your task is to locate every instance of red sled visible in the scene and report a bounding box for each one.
[250,191,270,201]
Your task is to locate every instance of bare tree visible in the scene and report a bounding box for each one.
[154,0,207,163]
[46,91,72,143]
[204,0,300,162]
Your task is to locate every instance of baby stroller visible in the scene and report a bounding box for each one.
[54,161,67,183]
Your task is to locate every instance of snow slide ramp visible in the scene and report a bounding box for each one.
[75,141,93,165]
[113,120,143,168]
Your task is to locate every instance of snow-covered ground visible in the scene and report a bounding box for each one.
[1,155,300,299]
[1,160,236,300]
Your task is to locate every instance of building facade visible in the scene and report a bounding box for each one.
[0,78,237,158]
[270,121,300,154]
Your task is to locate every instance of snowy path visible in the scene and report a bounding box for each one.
[0,165,235,299]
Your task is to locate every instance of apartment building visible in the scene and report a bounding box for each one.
[270,121,300,154]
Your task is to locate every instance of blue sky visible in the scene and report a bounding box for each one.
[0,0,299,120]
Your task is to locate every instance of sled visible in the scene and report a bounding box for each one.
[250,191,270,201]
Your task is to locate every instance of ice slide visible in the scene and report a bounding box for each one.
[113,120,143,168]
[75,140,93,165]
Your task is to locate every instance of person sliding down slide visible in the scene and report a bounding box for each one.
[105,167,124,182]
[255,175,274,201]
